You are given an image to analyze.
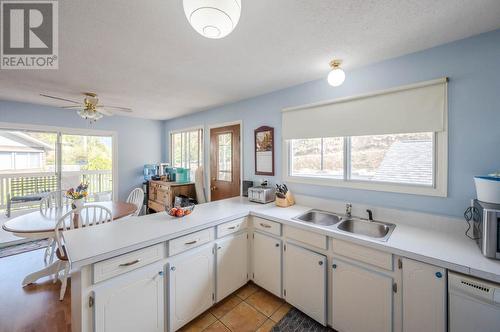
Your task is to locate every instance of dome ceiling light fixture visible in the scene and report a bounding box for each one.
[183,0,242,39]
[327,59,346,87]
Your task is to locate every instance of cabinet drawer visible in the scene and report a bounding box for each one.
[93,243,165,283]
[217,218,248,238]
[169,228,215,256]
[285,225,327,250]
[148,199,165,212]
[253,217,281,236]
[332,239,393,271]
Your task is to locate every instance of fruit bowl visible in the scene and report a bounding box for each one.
[167,204,195,218]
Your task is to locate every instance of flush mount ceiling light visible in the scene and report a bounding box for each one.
[183,0,242,39]
[327,59,346,87]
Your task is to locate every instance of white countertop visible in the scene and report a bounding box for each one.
[63,197,500,283]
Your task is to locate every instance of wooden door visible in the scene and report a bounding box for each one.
[252,232,282,297]
[402,258,446,332]
[94,263,165,332]
[284,243,327,325]
[210,124,241,201]
[216,232,249,301]
[168,244,215,332]
[332,258,393,332]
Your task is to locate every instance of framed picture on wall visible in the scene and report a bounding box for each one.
[255,126,274,176]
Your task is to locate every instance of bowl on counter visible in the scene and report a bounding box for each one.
[167,204,195,218]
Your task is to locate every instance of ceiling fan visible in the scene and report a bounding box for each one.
[40,92,132,122]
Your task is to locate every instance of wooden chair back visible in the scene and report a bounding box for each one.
[39,190,71,214]
[54,205,113,258]
[126,188,144,216]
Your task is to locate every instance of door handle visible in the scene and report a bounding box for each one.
[211,186,217,191]
[119,259,140,267]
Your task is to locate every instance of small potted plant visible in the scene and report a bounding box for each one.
[66,182,89,209]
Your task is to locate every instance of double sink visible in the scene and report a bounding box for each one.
[293,209,396,242]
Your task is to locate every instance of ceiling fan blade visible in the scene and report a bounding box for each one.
[97,108,114,116]
[97,105,133,113]
[40,94,80,104]
[61,105,83,109]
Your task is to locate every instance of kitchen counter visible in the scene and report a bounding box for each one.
[63,196,500,283]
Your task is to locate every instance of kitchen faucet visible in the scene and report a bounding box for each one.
[345,203,352,218]
[366,209,374,221]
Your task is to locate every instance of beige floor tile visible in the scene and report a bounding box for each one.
[210,295,242,319]
[270,303,292,322]
[203,321,231,332]
[179,312,217,332]
[220,302,267,332]
[245,290,284,317]
[255,319,276,332]
[235,282,260,300]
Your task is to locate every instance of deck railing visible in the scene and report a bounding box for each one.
[0,170,112,211]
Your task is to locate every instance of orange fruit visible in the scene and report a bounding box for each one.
[175,209,185,217]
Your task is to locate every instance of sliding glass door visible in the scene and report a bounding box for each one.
[0,126,115,215]
[0,129,58,213]
[61,134,113,202]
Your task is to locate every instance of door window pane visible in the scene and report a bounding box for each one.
[350,132,433,185]
[61,134,113,201]
[217,133,232,182]
[0,129,57,213]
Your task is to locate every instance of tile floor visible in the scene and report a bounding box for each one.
[179,282,292,332]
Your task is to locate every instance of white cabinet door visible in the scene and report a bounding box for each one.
[168,244,215,332]
[284,242,327,325]
[252,232,282,297]
[332,258,393,332]
[216,232,248,301]
[94,263,165,332]
[402,258,446,332]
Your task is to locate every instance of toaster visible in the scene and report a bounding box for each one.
[248,186,275,204]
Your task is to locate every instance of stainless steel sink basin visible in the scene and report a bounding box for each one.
[337,218,396,241]
[293,209,342,226]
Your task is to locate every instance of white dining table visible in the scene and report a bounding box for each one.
[2,201,137,286]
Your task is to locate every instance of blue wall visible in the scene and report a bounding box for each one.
[163,29,500,218]
[0,101,163,201]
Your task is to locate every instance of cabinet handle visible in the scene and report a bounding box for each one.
[318,261,323,266]
[275,243,280,247]
[158,271,164,277]
[171,266,176,271]
[435,272,443,278]
[119,259,140,267]
[217,246,222,250]
[260,223,271,228]
[185,239,199,245]
[227,226,237,230]
[332,264,337,269]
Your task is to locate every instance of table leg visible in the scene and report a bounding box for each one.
[22,259,65,287]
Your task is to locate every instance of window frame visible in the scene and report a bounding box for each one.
[168,126,204,173]
[283,130,447,197]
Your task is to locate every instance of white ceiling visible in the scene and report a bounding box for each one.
[1,0,500,120]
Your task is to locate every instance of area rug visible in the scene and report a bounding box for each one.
[271,308,336,332]
[0,239,49,258]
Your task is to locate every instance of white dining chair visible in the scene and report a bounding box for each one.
[39,190,72,265]
[54,204,113,300]
[126,187,144,216]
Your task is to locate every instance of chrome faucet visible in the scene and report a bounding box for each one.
[345,203,352,218]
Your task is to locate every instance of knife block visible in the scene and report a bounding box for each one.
[275,191,295,207]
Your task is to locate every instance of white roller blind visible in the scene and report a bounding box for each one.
[282,78,447,139]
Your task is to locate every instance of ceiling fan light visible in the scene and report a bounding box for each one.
[183,0,241,39]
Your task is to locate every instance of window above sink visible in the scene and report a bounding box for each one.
[282,78,448,197]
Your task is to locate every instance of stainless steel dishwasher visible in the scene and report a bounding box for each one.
[449,271,500,332]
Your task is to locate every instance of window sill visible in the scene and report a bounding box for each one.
[283,175,447,197]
